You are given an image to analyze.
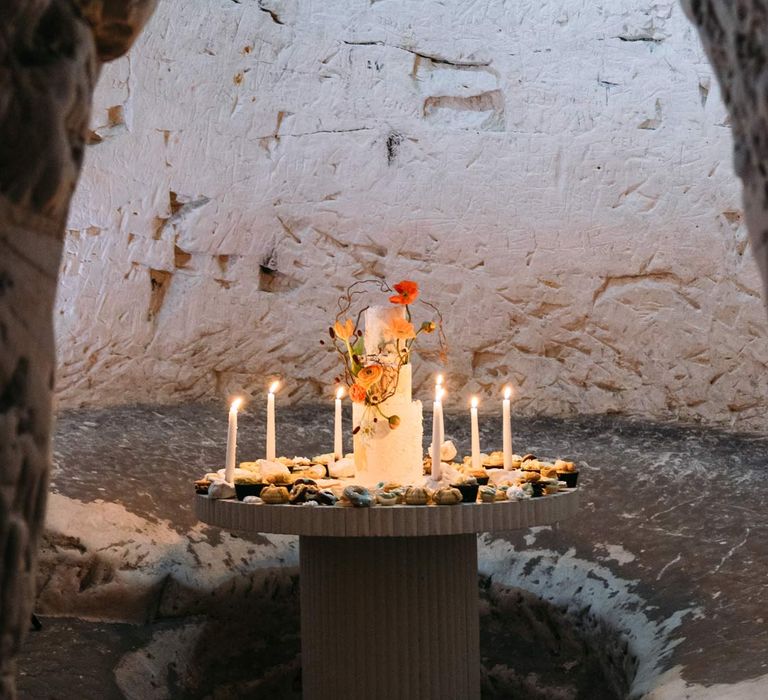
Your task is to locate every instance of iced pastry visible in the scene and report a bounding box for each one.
[433,487,462,505]
[261,485,290,504]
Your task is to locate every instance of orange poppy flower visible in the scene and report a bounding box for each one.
[349,383,367,403]
[388,317,416,340]
[389,280,419,305]
[356,364,384,389]
[333,318,355,341]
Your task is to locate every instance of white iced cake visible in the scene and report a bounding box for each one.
[352,306,424,486]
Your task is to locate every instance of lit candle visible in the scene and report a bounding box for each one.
[225,397,242,483]
[431,386,444,481]
[436,374,445,437]
[266,381,279,461]
[470,396,481,471]
[334,386,344,458]
[502,386,512,470]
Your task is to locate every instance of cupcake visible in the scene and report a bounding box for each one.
[234,474,268,500]
[451,476,479,503]
[555,459,579,488]
[194,478,211,495]
[468,467,490,485]
[521,456,541,472]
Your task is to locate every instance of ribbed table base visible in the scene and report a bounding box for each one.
[299,535,480,700]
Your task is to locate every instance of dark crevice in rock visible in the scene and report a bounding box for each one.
[616,35,664,44]
[258,2,284,25]
[343,40,491,68]
[386,130,403,165]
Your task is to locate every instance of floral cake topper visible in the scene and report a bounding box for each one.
[324,279,446,430]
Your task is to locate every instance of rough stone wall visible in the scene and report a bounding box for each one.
[0,2,156,697]
[682,1,768,312]
[59,0,768,430]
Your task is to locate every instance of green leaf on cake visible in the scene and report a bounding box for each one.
[351,336,365,374]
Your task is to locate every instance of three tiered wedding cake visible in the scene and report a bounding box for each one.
[352,306,424,486]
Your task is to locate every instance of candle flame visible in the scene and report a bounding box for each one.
[336,386,345,400]
[471,396,479,408]
[436,386,445,402]
[504,386,512,400]
[436,374,444,387]
[230,397,242,411]
[268,380,280,394]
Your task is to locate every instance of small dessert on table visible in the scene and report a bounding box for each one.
[540,464,559,480]
[452,476,479,503]
[376,491,398,506]
[208,480,236,499]
[314,489,337,506]
[521,455,541,472]
[405,486,429,505]
[484,451,505,469]
[293,464,326,480]
[506,484,529,500]
[194,478,211,495]
[343,485,373,507]
[433,486,463,506]
[467,466,489,485]
[260,460,292,483]
[328,456,355,479]
[234,474,268,500]
[261,484,290,504]
[290,483,320,504]
[478,485,496,503]
[555,459,579,488]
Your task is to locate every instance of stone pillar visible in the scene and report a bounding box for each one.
[0,2,155,697]
[683,0,768,304]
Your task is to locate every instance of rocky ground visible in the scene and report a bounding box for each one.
[16,404,768,699]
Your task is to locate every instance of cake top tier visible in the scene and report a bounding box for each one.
[363,305,406,359]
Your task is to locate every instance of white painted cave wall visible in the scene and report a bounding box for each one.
[57,0,768,429]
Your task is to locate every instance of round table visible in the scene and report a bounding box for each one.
[195,489,579,700]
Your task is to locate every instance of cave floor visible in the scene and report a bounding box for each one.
[17,404,768,699]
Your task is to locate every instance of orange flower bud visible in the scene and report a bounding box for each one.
[349,383,367,403]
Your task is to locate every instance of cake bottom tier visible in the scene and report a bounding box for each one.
[352,399,423,487]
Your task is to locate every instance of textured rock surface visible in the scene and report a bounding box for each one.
[0,2,155,697]
[19,404,768,698]
[58,0,768,430]
[683,0,768,306]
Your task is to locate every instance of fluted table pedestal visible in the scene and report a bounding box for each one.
[195,490,579,699]
[300,534,479,700]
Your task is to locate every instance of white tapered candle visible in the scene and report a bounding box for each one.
[503,386,512,470]
[266,381,279,460]
[436,374,445,437]
[225,398,242,483]
[334,386,344,458]
[431,386,444,481]
[470,396,480,471]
